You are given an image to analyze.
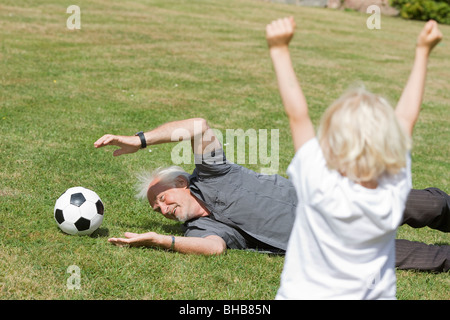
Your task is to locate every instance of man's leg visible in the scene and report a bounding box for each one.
[395,239,449,272]
[397,188,449,272]
[402,188,449,232]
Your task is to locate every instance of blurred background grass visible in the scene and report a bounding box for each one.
[0,0,448,299]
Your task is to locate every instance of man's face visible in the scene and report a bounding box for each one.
[146,177,197,222]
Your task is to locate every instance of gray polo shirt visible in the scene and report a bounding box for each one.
[182,149,297,253]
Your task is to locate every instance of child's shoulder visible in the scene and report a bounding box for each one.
[288,138,324,177]
[293,137,321,162]
[287,137,339,196]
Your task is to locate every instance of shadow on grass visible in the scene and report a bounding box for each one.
[54,227,110,237]
[90,227,110,238]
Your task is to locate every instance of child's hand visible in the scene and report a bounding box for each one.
[266,17,296,50]
[417,20,443,53]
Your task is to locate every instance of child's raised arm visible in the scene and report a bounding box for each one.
[266,17,315,152]
[395,20,443,137]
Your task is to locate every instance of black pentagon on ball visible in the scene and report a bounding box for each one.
[75,217,91,231]
[96,200,104,215]
[70,193,86,207]
[55,209,65,224]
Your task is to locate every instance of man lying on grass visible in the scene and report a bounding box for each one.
[94,117,449,272]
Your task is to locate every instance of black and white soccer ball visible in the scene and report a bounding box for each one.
[54,187,104,236]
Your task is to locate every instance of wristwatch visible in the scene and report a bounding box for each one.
[135,131,147,149]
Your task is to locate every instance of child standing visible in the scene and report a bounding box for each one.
[266,17,443,299]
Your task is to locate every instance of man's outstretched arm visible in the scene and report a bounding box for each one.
[94,118,221,156]
[108,232,227,255]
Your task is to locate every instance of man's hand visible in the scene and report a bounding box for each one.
[266,16,296,50]
[417,20,443,55]
[94,134,141,156]
[108,232,159,247]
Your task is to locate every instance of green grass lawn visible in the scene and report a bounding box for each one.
[0,0,448,300]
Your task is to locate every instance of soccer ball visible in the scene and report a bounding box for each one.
[54,187,104,236]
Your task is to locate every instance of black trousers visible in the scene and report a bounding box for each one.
[396,188,449,272]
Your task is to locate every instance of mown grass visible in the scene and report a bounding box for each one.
[0,0,448,300]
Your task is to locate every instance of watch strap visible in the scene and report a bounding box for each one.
[135,131,147,149]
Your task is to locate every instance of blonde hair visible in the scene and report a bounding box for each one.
[317,87,411,183]
[135,166,191,200]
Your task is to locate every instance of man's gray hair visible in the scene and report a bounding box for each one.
[135,166,191,200]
